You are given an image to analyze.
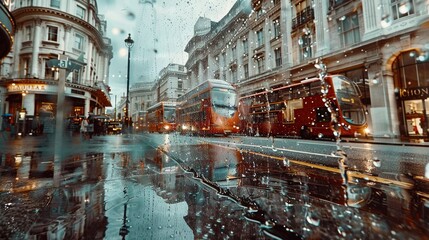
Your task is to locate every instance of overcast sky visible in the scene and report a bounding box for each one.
[98,0,237,107]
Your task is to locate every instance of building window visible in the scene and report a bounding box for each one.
[273,0,280,5]
[25,26,32,41]
[273,18,281,38]
[178,81,183,90]
[257,29,264,47]
[232,46,237,60]
[242,39,249,56]
[45,61,55,79]
[72,69,80,83]
[243,63,249,78]
[392,50,429,88]
[76,5,86,19]
[338,13,360,47]
[50,0,60,8]
[295,0,311,13]
[47,26,58,42]
[274,48,282,67]
[23,58,30,77]
[222,52,226,67]
[298,33,312,61]
[391,0,415,20]
[232,68,238,83]
[256,58,265,74]
[74,34,84,50]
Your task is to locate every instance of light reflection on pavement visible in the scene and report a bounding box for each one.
[0,134,428,239]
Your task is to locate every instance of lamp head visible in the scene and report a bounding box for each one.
[124,33,134,48]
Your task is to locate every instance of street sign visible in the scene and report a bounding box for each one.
[47,58,82,71]
[58,60,68,68]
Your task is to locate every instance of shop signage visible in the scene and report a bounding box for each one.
[398,87,429,100]
[8,84,47,92]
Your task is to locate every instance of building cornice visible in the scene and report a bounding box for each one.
[12,7,107,50]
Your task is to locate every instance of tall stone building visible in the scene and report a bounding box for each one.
[0,1,15,59]
[0,0,113,133]
[119,63,186,131]
[184,0,429,141]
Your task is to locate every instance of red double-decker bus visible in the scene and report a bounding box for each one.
[176,79,240,136]
[238,75,369,139]
[146,102,177,133]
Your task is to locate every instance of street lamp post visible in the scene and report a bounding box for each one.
[124,33,134,133]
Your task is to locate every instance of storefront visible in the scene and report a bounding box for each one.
[1,81,108,135]
[393,50,429,141]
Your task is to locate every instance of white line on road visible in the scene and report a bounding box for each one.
[200,139,336,158]
[297,141,375,151]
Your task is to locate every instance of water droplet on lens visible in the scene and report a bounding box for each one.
[373,158,381,167]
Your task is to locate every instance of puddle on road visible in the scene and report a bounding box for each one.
[0,144,428,239]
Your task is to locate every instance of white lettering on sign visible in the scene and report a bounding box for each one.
[8,84,47,92]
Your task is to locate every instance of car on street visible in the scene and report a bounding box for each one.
[107,121,122,134]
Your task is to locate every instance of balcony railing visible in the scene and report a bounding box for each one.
[292,6,314,30]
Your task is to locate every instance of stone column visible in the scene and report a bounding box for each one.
[283,0,293,70]
[198,60,204,83]
[85,42,94,86]
[85,97,91,117]
[369,68,400,138]
[12,25,22,78]
[207,54,215,79]
[22,93,35,116]
[31,18,42,78]
[64,24,72,53]
[362,0,381,40]
[314,0,329,56]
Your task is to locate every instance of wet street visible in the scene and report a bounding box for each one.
[1,132,429,239]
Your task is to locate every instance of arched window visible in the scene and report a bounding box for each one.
[392,50,429,89]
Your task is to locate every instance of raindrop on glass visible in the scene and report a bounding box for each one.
[306,212,320,226]
[283,158,290,167]
[381,14,392,28]
[373,158,381,168]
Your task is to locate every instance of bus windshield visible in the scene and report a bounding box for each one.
[211,88,237,109]
[332,75,360,96]
[211,88,237,117]
[332,76,366,125]
[164,107,176,123]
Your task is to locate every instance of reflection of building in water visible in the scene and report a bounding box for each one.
[0,151,107,238]
[162,144,267,238]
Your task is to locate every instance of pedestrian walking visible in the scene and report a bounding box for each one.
[80,118,88,140]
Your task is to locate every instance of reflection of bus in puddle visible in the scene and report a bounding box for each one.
[167,143,243,188]
[144,147,185,204]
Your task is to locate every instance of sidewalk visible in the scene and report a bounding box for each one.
[342,137,429,147]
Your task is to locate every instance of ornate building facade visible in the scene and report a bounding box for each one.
[0,0,112,133]
[184,0,429,140]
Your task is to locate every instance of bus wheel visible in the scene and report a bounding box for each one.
[300,127,311,139]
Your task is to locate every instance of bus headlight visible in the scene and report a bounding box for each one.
[182,125,188,130]
[364,128,371,135]
[164,125,170,130]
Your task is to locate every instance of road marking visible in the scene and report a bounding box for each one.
[204,141,415,189]
[201,139,336,158]
[297,141,375,151]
